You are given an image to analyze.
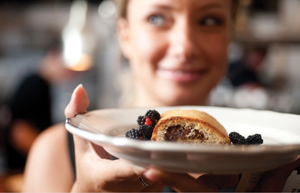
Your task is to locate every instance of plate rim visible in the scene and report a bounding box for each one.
[65,106,300,155]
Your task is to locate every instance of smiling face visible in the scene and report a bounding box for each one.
[118,0,232,107]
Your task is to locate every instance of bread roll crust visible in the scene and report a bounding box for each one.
[151,109,231,145]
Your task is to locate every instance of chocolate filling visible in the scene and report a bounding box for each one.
[164,125,206,142]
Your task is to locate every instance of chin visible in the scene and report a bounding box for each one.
[153,79,211,106]
[159,90,207,106]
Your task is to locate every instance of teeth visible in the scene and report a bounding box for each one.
[174,71,195,76]
[175,71,184,76]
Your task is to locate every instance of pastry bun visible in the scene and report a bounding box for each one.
[151,109,231,145]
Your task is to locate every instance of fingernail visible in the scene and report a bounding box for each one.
[74,84,83,93]
[72,84,83,99]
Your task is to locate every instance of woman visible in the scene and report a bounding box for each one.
[22,0,300,192]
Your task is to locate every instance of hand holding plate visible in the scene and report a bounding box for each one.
[65,85,165,192]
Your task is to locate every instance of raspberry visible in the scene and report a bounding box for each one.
[145,110,160,122]
[144,117,153,126]
[125,129,141,140]
[247,134,263,145]
[138,125,153,140]
[137,116,156,127]
[229,132,247,145]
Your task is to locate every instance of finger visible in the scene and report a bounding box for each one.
[143,168,218,192]
[254,155,300,192]
[108,159,147,178]
[199,174,239,190]
[73,134,91,155]
[283,155,300,173]
[77,144,159,192]
[65,84,89,118]
[91,143,113,160]
[74,137,112,160]
[93,160,149,191]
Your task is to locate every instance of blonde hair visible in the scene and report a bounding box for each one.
[116,0,129,18]
[116,0,241,20]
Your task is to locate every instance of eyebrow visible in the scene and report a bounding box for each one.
[198,3,225,11]
[148,4,175,11]
[147,2,225,12]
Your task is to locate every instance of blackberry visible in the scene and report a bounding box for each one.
[246,134,263,145]
[229,132,247,145]
[137,116,144,126]
[125,129,141,140]
[131,109,160,140]
[145,110,160,122]
[138,125,153,140]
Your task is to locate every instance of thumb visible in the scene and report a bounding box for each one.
[65,84,90,118]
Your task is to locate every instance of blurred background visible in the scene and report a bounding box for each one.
[0,0,299,191]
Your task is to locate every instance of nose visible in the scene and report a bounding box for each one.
[169,20,199,62]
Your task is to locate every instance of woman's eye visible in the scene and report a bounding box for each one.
[199,17,223,26]
[148,15,165,26]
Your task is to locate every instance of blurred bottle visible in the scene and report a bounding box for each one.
[234,0,252,38]
[62,0,95,72]
[279,0,300,39]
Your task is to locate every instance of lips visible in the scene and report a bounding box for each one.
[158,68,208,83]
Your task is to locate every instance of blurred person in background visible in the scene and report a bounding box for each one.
[228,47,267,88]
[5,41,77,174]
[22,0,300,192]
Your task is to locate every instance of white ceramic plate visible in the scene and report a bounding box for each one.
[65,106,300,174]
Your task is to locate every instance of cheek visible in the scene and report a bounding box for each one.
[201,33,229,66]
[203,34,229,64]
[130,29,167,69]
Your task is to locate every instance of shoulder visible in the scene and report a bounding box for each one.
[33,123,66,148]
[23,123,74,192]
